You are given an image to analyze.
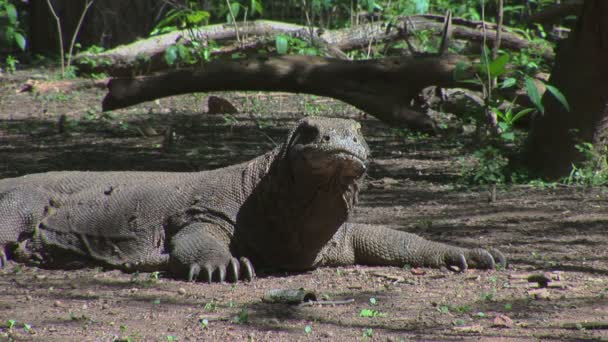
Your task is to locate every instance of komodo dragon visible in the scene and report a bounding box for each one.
[0,117,505,282]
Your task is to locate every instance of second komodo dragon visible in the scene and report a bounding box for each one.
[0,117,505,282]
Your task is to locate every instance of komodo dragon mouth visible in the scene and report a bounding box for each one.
[297,148,367,183]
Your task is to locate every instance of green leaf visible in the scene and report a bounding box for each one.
[545,84,570,112]
[304,47,319,56]
[6,3,17,24]
[186,10,210,25]
[276,35,289,54]
[479,44,491,71]
[458,79,483,86]
[493,108,505,121]
[229,2,241,19]
[453,61,471,81]
[4,25,14,40]
[304,325,312,334]
[14,32,26,51]
[500,77,517,89]
[488,54,510,78]
[524,77,544,113]
[500,131,515,142]
[498,122,510,132]
[512,108,535,123]
[155,9,181,30]
[164,45,178,65]
[360,309,374,317]
[414,0,429,14]
[251,0,263,15]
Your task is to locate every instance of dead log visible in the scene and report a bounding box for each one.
[102,54,474,131]
[18,78,108,94]
[77,16,553,76]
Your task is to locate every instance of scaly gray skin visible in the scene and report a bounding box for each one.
[0,117,505,282]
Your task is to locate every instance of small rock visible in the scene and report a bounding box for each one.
[53,300,63,307]
[139,123,158,136]
[528,288,551,300]
[82,303,88,310]
[453,324,483,333]
[492,314,514,328]
[178,288,187,295]
[321,331,334,338]
[102,303,109,310]
[410,268,426,276]
[25,295,32,301]
[207,96,239,114]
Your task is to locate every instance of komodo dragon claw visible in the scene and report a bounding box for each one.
[187,256,255,283]
[0,248,7,268]
[441,247,507,272]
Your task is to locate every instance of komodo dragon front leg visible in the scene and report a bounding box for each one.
[320,224,506,271]
[169,223,255,282]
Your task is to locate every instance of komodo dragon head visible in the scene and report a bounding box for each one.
[284,117,369,192]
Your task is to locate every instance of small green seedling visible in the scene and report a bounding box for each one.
[360,309,387,318]
[304,325,312,335]
[234,309,249,324]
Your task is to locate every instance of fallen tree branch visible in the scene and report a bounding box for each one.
[76,16,553,75]
[102,54,475,131]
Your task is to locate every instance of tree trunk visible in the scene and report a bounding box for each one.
[102,54,474,132]
[524,0,608,179]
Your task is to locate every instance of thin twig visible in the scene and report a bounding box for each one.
[492,0,504,59]
[480,0,498,136]
[438,10,453,56]
[66,0,96,72]
[45,0,65,76]
[225,0,241,45]
[299,299,355,307]
[302,0,315,45]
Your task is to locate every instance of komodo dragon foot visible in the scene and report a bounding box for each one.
[455,247,507,271]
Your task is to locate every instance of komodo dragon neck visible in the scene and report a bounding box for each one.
[232,144,362,271]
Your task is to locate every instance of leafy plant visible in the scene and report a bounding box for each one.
[275,35,320,56]
[234,309,249,324]
[4,55,18,73]
[151,2,210,36]
[204,301,217,312]
[360,308,387,318]
[460,146,509,185]
[562,142,608,186]
[0,0,26,51]
[304,325,312,335]
[45,0,96,78]
[199,318,209,329]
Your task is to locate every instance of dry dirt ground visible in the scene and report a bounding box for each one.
[0,69,607,342]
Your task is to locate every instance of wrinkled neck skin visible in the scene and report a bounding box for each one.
[234,147,362,271]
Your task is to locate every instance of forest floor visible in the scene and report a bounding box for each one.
[0,69,607,342]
